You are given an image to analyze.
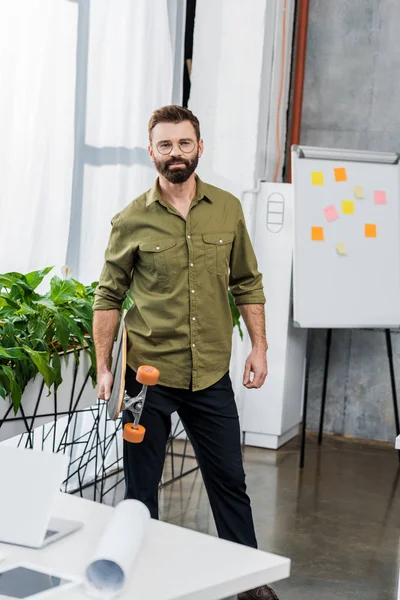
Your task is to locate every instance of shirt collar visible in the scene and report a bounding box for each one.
[145,174,213,207]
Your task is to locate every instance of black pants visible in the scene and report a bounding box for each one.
[123,366,258,549]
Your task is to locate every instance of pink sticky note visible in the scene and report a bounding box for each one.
[374,190,387,205]
[324,204,340,223]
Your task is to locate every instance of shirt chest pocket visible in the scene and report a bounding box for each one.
[202,232,234,276]
[138,239,178,282]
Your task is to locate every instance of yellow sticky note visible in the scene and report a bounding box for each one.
[311,172,324,186]
[311,226,324,241]
[342,200,354,214]
[365,224,377,238]
[336,243,348,256]
[334,167,347,182]
[354,186,364,199]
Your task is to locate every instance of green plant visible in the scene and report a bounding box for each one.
[228,289,243,340]
[0,267,97,413]
[0,268,242,415]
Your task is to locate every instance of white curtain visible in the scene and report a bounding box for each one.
[0,0,77,275]
[0,0,186,476]
[0,0,185,285]
[75,0,181,285]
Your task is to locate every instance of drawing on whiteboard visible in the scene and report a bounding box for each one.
[336,243,348,256]
[365,224,377,238]
[266,192,285,233]
[324,205,340,223]
[374,190,387,205]
[311,226,324,241]
[354,186,364,199]
[311,172,324,186]
[334,167,347,182]
[342,200,355,214]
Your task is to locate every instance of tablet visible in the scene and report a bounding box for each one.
[0,562,81,599]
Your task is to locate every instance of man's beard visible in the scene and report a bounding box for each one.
[155,154,199,184]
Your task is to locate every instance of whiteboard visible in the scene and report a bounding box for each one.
[292,145,400,328]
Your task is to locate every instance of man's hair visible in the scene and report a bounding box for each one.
[148,105,201,142]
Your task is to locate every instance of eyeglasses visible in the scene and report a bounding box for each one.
[156,140,196,155]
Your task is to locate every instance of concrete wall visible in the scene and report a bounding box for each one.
[301,0,400,441]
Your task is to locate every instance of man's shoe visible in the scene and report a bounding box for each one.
[237,584,280,599]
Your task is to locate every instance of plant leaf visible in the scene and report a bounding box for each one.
[0,273,22,289]
[49,277,77,304]
[54,313,70,352]
[66,317,86,348]
[0,294,20,310]
[25,267,53,290]
[71,279,87,298]
[51,350,63,390]
[1,365,22,413]
[35,298,57,312]
[228,289,243,340]
[28,320,47,340]
[21,346,56,388]
[0,347,26,360]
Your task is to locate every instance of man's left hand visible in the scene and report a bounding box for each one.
[243,348,268,389]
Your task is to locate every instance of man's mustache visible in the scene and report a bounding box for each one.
[166,158,190,167]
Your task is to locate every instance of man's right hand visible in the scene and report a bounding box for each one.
[97,369,114,401]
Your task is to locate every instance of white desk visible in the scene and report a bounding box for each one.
[0,493,290,600]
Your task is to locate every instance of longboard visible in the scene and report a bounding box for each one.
[107,314,128,422]
[107,312,160,444]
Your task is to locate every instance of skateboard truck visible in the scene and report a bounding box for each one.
[106,314,160,444]
[121,365,160,444]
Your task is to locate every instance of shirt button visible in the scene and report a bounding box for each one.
[190,263,194,267]
[192,343,196,347]
[192,317,196,321]
[192,289,195,293]
[156,246,160,250]
[219,239,223,244]
[187,235,191,239]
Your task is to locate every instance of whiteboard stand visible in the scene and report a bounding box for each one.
[291,145,400,468]
[299,328,400,468]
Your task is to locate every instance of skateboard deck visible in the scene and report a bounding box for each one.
[107,314,128,421]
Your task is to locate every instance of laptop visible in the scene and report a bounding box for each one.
[0,446,83,548]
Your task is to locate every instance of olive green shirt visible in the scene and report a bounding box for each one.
[93,175,265,391]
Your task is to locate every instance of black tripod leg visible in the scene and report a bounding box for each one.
[318,329,332,444]
[300,330,312,469]
[385,329,400,461]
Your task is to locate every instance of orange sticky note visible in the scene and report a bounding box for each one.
[334,167,347,182]
[342,200,354,214]
[365,224,377,238]
[311,226,324,241]
[311,172,324,186]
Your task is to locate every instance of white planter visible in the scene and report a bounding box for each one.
[0,350,97,442]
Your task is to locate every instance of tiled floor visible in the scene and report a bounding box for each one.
[82,433,400,599]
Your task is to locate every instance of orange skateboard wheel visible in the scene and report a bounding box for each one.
[136,365,160,386]
[123,423,146,443]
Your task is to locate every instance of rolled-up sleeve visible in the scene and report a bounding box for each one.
[229,201,266,306]
[93,214,134,311]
